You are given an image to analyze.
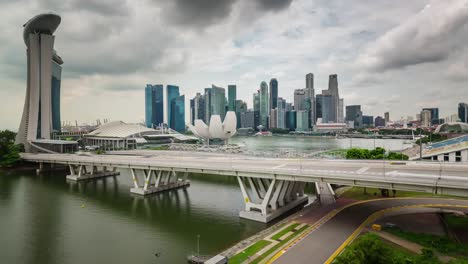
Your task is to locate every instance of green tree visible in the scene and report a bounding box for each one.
[0,130,21,167]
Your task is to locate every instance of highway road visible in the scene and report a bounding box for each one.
[271,198,468,264]
[21,150,468,196]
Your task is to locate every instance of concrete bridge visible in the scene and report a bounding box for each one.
[20,151,468,222]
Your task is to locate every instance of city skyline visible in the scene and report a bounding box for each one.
[1,0,468,130]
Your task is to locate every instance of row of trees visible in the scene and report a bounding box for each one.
[345,147,409,160]
[0,130,22,167]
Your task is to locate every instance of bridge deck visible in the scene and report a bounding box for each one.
[21,151,468,196]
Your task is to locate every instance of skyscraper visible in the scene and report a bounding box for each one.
[328,74,340,122]
[286,111,297,130]
[459,103,468,123]
[375,116,385,127]
[193,93,205,123]
[253,92,260,129]
[204,85,226,124]
[270,109,278,129]
[384,112,390,123]
[170,95,185,132]
[228,85,236,112]
[145,84,164,128]
[422,108,439,125]
[294,89,306,111]
[305,73,315,126]
[16,13,63,151]
[269,78,278,110]
[316,94,335,123]
[166,85,180,128]
[421,110,431,127]
[296,110,309,131]
[346,105,363,128]
[259,81,269,128]
[235,99,247,128]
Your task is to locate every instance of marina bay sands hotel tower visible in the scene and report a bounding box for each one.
[16,13,63,152]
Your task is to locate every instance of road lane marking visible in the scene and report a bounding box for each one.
[356,167,370,174]
[323,203,468,264]
[266,198,468,264]
[273,164,287,169]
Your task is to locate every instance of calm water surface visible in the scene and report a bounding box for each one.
[0,137,407,264]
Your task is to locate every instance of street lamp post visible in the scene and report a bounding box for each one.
[197,234,200,258]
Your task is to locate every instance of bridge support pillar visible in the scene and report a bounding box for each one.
[130,169,190,195]
[237,176,308,223]
[66,164,120,181]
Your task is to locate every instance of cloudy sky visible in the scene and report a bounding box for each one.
[1,0,467,130]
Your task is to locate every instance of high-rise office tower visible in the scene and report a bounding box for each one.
[384,112,390,123]
[145,84,164,128]
[16,13,63,151]
[270,109,278,129]
[204,85,226,124]
[269,78,278,110]
[375,116,385,127]
[294,89,306,111]
[277,97,286,129]
[190,98,195,125]
[253,92,260,129]
[286,111,297,130]
[228,85,236,112]
[192,93,205,124]
[296,110,309,131]
[422,108,440,125]
[166,85,180,127]
[170,95,185,132]
[305,73,315,126]
[346,105,363,128]
[459,103,468,123]
[328,74,340,122]
[316,94,335,123]
[259,81,269,128]
[235,99,247,128]
[362,116,374,127]
[337,98,344,123]
[421,110,432,127]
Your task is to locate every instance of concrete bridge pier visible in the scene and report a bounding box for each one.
[66,164,120,181]
[130,168,190,195]
[237,176,308,223]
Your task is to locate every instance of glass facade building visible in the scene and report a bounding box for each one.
[228,85,236,112]
[166,85,180,128]
[269,78,278,110]
[51,61,62,132]
[286,111,297,131]
[170,95,185,132]
[204,85,226,124]
[296,110,309,131]
[145,84,164,128]
[422,108,440,125]
[346,105,363,128]
[459,103,468,123]
[316,94,335,123]
[259,81,269,128]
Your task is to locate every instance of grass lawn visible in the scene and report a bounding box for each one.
[445,214,468,228]
[251,225,309,264]
[228,240,272,264]
[384,227,468,258]
[148,145,170,150]
[271,223,300,241]
[340,186,466,201]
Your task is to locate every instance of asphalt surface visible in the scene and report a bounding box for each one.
[273,198,468,264]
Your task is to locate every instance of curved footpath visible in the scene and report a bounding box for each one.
[270,197,468,264]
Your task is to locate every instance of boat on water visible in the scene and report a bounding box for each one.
[254,131,272,136]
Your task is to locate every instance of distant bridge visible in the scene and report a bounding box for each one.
[21,151,468,222]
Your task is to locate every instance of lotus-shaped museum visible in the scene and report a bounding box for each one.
[189,111,237,140]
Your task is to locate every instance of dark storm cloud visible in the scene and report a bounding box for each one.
[159,0,237,28]
[37,0,129,16]
[256,0,293,11]
[158,0,293,29]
